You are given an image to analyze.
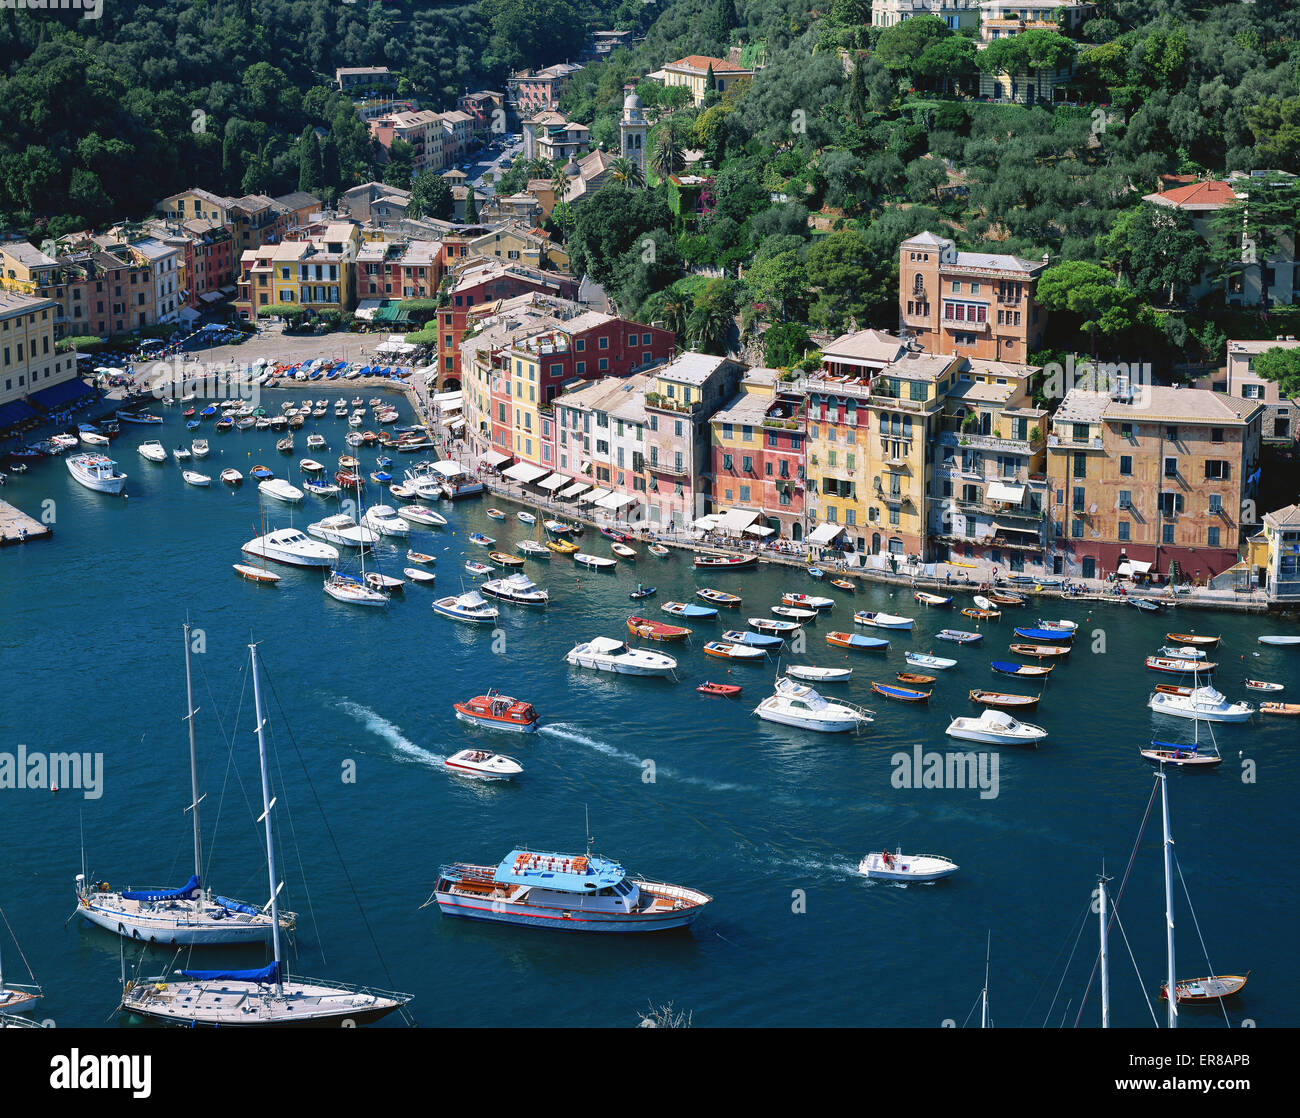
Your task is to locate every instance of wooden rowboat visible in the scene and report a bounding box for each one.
[896,672,936,685]
[233,563,281,584]
[489,551,525,567]
[987,591,1025,606]
[1259,702,1300,715]
[1010,643,1070,658]
[1167,633,1219,648]
[962,607,999,621]
[627,616,691,642]
[1160,974,1248,1004]
[1154,683,1193,696]
[829,578,855,592]
[872,681,930,703]
[969,689,1039,710]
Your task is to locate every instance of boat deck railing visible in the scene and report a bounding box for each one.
[438,862,496,884]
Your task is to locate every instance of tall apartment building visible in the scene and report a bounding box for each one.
[507,63,583,115]
[234,223,360,321]
[0,291,80,416]
[1045,387,1263,582]
[871,0,981,30]
[898,231,1048,363]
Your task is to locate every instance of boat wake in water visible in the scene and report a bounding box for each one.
[541,723,756,793]
[337,700,444,767]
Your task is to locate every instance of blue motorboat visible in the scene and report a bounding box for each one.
[722,629,783,649]
[186,419,201,430]
[377,455,393,468]
[432,849,712,932]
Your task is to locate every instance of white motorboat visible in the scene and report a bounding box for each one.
[364,505,411,538]
[784,665,853,683]
[304,479,340,497]
[191,440,209,458]
[905,651,957,670]
[853,611,914,629]
[172,447,191,462]
[444,748,523,781]
[242,528,338,568]
[432,590,500,624]
[1036,618,1076,632]
[308,514,377,548]
[138,441,166,463]
[564,637,677,676]
[945,709,1047,746]
[481,571,549,605]
[221,468,243,486]
[396,504,448,528]
[66,453,126,495]
[259,478,304,503]
[307,434,326,450]
[1148,685,1252,723]
[323,571,388,606]
[857,851,958,883]
[1155,645,1207,660]
[182,470,211,487]
[753,677,873,732]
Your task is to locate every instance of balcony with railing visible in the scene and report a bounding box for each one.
[1047,433,1104,450]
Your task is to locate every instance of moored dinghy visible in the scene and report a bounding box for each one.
[905,651,956,670]
[969,689,1039,710]
[785,665,853,683]
[871,681,930,703]
[853,610,913,629]
[827,631,889,651]
[914,591,952,607]
[936,629,982,644]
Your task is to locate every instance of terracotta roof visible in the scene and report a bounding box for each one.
[666,55,749,73]
[1146,180,1237,209]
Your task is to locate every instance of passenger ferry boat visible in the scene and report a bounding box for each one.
[453,691,540,732]
[431,850,712,932]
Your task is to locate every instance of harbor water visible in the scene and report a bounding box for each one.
[1,391,1296,1028]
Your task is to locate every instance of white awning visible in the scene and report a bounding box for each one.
[430,459,467,477]
[537,473,569,491]
[1118,558,1152,577]
[986,481,1025,504]
[716,507,762,534]
[502,461,550,484]
[446,416,465,430]
[991,522,1038,536]
[692,514,721,530]
[744,523,775,537]
[582,487,613,504]
[597,491,639,510]
[481,450,511,468]
[439,400,463,414]
[559,480,592,498]
[807,522,847,545]
[431,390,462,406]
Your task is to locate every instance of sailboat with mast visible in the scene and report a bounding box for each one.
[74,623,295,946]
[119,639,413,1026]
[323,477,388,606]
[1141,665,1224,767]
[0,903,42,1016]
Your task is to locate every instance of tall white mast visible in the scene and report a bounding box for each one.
[981,931,990,1029]
[249,641,284,998]
[183,622,203,888]
[1160,771,1177,1029]
[1098,869,1110,1029]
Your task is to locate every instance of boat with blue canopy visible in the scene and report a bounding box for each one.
[1014,626,1075,643]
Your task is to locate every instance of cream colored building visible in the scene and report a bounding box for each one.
[0,291,78,409]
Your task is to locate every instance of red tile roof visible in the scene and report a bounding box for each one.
[1152,180,1237,208]
[667,55,749,73]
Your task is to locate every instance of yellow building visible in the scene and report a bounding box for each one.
[235,223,360,320]
[659,56,756,107]
[0,291,79,411]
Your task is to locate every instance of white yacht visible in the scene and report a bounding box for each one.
[481,571,549,605]
[364,505,410,538]
[242,528,339,568]
[396,504,448,528]
[1148,685,1252,723]
[258,478,304,503]
[753,677,872,733]
[308,514,377,548]
[66,453,127,495]
[432,590,500,624]
[945,709,1047,746]
[138,441,166,463]
[564,637,677,677]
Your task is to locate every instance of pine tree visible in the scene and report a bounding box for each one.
[297,127,321,193]
[464,185,479,222]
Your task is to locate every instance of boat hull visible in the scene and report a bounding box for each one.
[432,889,704,932]
[77,897,276,946]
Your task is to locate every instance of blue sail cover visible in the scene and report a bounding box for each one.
[214,896,261,916]
[1152,740,1200,753]
[121,874,201,902]
[179,961,279,984]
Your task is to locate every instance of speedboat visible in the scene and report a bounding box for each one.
[905,652,956,670]
[242,529,338,568]
[853,611,913,629]
[1147,686,1252,722]
[364,505,411,538]
[304,479,340,497]
[66,454,127,495]
[945,709,1047,746]
[182,470,211,487]
[432,590,499,623]
[481,572,549,605]
[453,691,540,733]
[858,851,958,883]
[663,601,717,619]
[753,677,872,733]
[397,505,448,528]
[258,478,304,503]
[138,441,166,463]
[308,514,376,548]
[785,665,852,683]
[431,850,711,932]
[565,637,677,676]
[444,749,523,781]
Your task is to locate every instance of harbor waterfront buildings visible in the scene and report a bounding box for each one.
[0,290,81,417]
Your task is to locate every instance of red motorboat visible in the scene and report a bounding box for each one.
[627,615,691,642]
[697,682,742,697]
[452,690,539,733]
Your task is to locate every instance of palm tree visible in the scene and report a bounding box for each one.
[687,296,733,356]
[608,155,645,189]
[660,293,689,340]
[650,127,683,182]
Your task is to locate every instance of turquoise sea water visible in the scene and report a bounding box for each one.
[1,391,1296,1029]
